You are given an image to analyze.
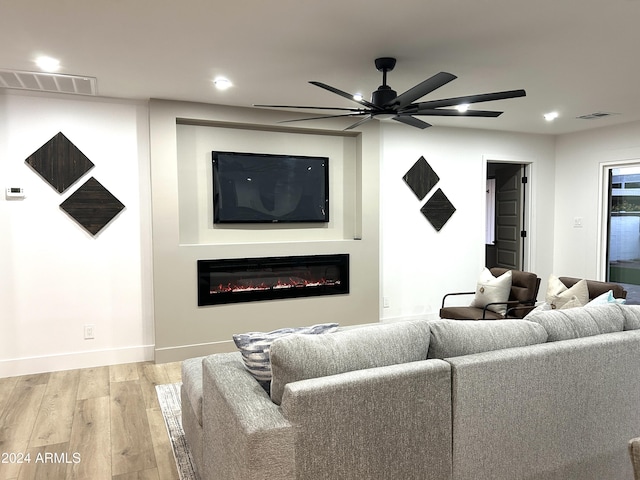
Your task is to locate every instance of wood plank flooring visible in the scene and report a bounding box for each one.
[0,361,182,480]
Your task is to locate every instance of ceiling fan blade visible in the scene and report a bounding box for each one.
[278,112,367,124]
[254,104,365,112]
[412,89,526,110]
[413,109,503,117]
[345,115,374,130]
[310,81,381,110]
[392,115,432,129]
[388,72,457,110]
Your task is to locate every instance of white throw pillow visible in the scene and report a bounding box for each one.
[545,275,589,309]
[559,295,583,310]
[470,268,512,316]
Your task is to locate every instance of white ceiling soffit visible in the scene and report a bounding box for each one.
[0,70,97,95]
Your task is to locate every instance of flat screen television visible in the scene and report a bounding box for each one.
[212,151,329,223]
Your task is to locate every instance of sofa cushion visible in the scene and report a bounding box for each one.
[526,303,625,341]
[269,320,431,405]
[621,305,640,330]
[232,323,338,390]
[426,319,547,359]
[470,268,512,315]
[545,275,589,309]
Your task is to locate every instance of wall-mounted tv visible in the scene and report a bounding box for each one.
[212,151,329,224]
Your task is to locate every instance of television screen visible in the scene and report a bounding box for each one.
[212,151,329,223]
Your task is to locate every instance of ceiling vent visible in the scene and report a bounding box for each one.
[576,111,618,120]
[0,69,97,96]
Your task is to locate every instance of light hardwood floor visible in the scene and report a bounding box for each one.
[0,361,183,480]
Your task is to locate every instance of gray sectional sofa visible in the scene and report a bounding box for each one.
[181,304,640,480]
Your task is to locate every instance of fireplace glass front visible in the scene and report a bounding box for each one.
[197,254,349,306]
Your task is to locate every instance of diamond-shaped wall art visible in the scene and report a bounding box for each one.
[420,188,456,232]
[403,155,439,200]
[60,177,125,236]
[25,132,94,193]
[402,155,456,231]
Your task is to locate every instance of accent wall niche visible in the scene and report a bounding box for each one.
[150,100,380,363]
[176,122,359,245]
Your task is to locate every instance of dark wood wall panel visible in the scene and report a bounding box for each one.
[420,188,456,231]
[60,177,125,236]
[25,132,94,193]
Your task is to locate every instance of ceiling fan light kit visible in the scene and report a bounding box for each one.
[255,57,526,130]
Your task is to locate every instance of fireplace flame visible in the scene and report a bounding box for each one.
[211,276,341,294]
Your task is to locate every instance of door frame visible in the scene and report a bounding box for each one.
[483,155,533,272]
[597,158,640,281]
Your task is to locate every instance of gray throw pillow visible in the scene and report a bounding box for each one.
[269,320,431,405]
[232,323,338,390]
[427,319,547,359]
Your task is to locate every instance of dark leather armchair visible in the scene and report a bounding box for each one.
[440,267,540,320]
[558,276,627,300]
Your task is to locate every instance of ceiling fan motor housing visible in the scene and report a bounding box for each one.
[372,85,397,108]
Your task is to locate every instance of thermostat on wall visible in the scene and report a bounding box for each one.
[5,187,26,199]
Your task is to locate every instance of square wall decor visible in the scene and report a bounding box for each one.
[420,188,456,231]
[60,177,125,236]
[403,156,439,200]
[25,132,94,193]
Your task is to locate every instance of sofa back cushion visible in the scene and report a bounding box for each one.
[427,319,548,359]
[526,304,628,341]
[269,320,431,405]
[622,305,640,330]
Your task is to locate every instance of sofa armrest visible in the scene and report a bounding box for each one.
[202,352,295,480]
[280,359,453,480]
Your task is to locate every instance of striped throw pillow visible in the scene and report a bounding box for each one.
[232,323,339,390]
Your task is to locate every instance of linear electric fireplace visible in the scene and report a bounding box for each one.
[197,254,349,306]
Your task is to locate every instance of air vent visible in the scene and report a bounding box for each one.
[576,111,618,120]
[0,70,97,96]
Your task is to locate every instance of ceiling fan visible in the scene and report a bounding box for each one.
[255,57,526,130]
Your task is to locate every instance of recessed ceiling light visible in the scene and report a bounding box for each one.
[544,111,559,122]
[353,93,363,102]
[456,103,470,113]
[213,77,232,90]
[35,56,60,72]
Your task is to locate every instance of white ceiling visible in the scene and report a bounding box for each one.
[2,0,639,135]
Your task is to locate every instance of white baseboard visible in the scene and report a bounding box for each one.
[0,344,155,378]
[154,340,236,364]
[381,312,438,323]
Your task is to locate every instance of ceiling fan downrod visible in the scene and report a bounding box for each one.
[372,57,398,108]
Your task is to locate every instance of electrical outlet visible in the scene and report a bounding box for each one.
[84,324,95,340]
[383,297,390,308]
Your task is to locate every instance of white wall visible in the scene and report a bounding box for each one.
[380,122,557,321]
[554,120,640,279]
[0,91,153,377]
[6,87,638,376]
